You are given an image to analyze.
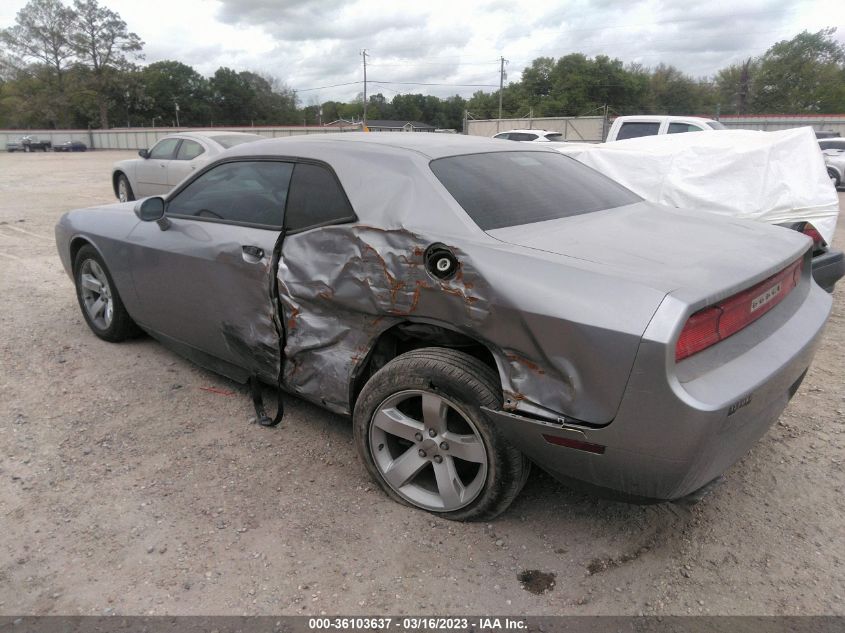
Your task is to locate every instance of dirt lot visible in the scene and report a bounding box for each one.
[0,150,843,616]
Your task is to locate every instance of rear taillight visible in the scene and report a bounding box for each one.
[801,223,826,251]
[675,258,803,362]
[781,221,827,252]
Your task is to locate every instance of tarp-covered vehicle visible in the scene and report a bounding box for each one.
[56,134,831,520]
[555,127,844,292]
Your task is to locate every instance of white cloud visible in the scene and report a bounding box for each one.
[1,0,843,102]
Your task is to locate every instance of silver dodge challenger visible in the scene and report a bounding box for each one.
[56,133,831,520]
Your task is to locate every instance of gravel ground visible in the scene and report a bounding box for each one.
[0,150,843,616]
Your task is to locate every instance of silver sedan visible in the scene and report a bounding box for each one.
[111,131,264,201]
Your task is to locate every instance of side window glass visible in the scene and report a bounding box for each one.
[176,139,205,160]
[616,122,660,140]
[167,161,293,228]
[149,138,179,159]
[284,163,356,232]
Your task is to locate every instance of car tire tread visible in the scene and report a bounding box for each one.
[353,347,529,521]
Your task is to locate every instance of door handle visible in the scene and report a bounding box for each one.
[242,245,264,262]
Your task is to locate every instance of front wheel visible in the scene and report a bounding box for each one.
[353,348,529,521]
[117,174,135,202]
[73,245,140,342]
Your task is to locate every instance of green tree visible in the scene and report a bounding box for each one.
[139,60,210,126]
[71,0,143,128]
[751,28,845,113]
[0,0,76,126]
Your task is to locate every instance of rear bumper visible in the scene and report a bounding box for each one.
[812,249,844,292]
[485,280,831,502]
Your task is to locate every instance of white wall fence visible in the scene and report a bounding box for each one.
[466,115,845,141]
[466,116,605,141]
[1,125,362,151]
[4,116,842,150]
[716,116,845,135]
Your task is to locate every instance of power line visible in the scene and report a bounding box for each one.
[295,80,363,93]
[369,80,499,87]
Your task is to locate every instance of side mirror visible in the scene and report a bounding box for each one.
[138,148,149,159]
[134,197,171,230]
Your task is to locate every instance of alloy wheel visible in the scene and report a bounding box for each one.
[79,259,114,330]
[369,389,488,512]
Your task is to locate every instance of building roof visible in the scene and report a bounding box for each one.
[365,120,436,129]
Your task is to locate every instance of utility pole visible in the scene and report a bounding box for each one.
[174,101,180,128]
[361,49,369,130]
[497,56,508,132]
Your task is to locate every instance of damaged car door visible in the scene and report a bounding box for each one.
[127,159,293,382]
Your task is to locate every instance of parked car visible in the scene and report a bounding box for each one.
[111,131,264,201]
[605,115,727,142]
[492,129,564,142]
[6,135,52,152]
[57,133,830,519]
[825,150,845,189]
[819,138,845,188]
[53,140,88,152]
[559,128,844,292]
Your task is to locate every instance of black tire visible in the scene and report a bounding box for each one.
[353,347,529,521]
[73,245,140,342]
[116,173,135,202]
[828,167,841,189]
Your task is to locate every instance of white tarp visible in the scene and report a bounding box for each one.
[555,127,840,244]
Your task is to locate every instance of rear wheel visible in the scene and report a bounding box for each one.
[73,245,140,342]
[117,174,135,202]
[353,347,529,521]
[828,167,841,188]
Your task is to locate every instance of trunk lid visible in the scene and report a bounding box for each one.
[486,201,810,301]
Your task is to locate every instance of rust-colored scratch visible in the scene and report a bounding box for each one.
[507,354,546,375]
[287,306,301,331]
[363,245,406,305]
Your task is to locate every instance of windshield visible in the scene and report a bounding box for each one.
[430,151,641,230]
[214,134,264,148]
[706,121,727,130]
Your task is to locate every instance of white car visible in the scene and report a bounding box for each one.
[819,138,845,188]
[605,115,727,142]
[112,131,264,201]
[492,129,564,142]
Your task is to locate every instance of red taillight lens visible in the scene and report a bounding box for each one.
[802,223,826,251]
[675,258,803,362]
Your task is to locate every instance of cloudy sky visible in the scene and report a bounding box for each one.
[2,0,843,103]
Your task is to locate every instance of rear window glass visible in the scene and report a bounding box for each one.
[705,121,727,130]
[544,133,563,141]
[214,134,264,148]
[668,123,704,134]
[616,122,660,140]
[430,151,641,231]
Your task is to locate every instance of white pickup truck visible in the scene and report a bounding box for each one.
[605,115,727,142]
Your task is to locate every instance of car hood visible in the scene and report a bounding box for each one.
[486,200,811,302]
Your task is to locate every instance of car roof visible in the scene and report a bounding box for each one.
[225,132,557,160]
[496,129,558,135]
[614,115,717,124]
